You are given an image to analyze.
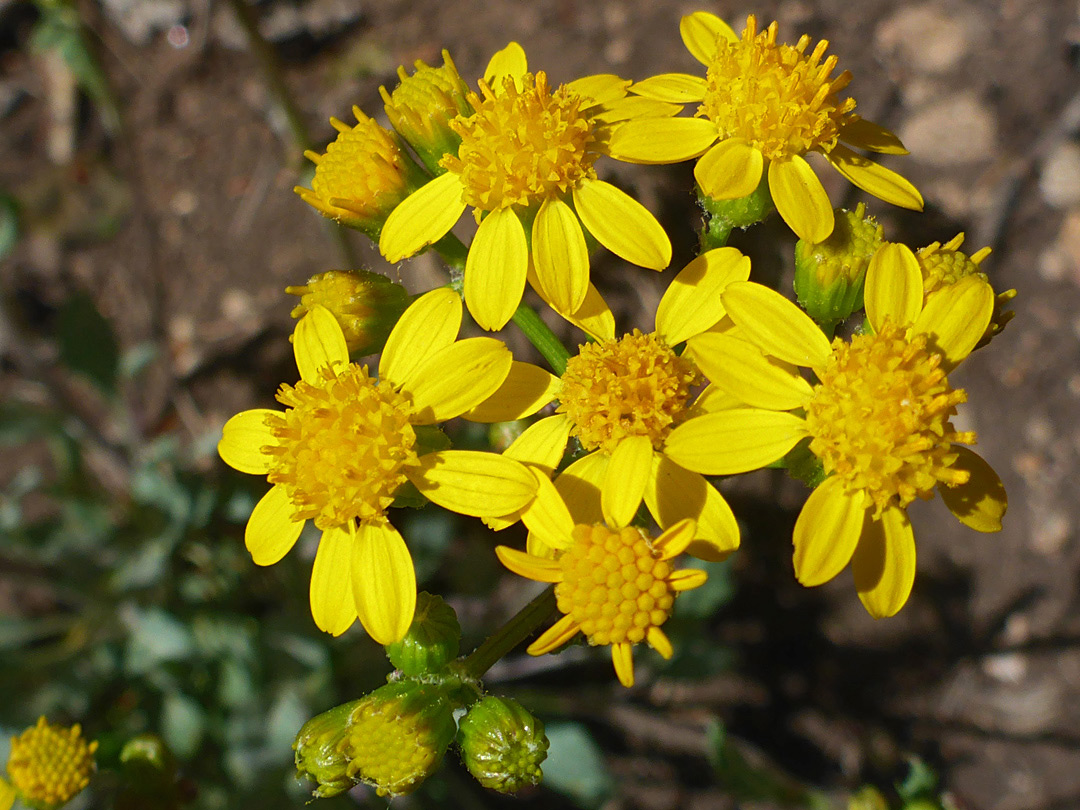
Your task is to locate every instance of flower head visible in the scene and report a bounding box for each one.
[458,697,548,794]
[379,43,674,330]
[468,248,757,562]
[663,258,1007,617]
[610,13,924,242]
[5,717,97,810]
[286,270,411,355]
[218,288,537,642]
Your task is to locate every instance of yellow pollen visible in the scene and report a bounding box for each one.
[265,364,418,529]
[441,71,604,213]
[556,525,677,647]
[342,699,441,797]
[557,330,698,453]
[7,717,97,808]
[804,323,976,514]
[699,15,856,161]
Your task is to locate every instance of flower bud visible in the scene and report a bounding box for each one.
[286,270,411,355]
[340,682,456,797]
[381,51,473,175]
[794,203,883,332]
[293,699,363,799]
[849,786,889,810]
[386,592,461,676]
[6,717,97,810]
[458,697,548,794]
[295,109,427,238]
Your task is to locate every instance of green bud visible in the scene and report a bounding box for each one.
[849,786,890,810]
[386,592,461,675]
[794,203,883,333]
[698,171,775,247]
[116,735,182,810]
[458,697,548,794]
[340,681,457,797]
[286,270,411,355]
[293,699,363,799]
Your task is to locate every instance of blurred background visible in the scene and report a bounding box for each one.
[1,1,1079,808]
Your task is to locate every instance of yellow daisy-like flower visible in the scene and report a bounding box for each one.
[869,233,1016,348]
[218,288,538,643]
[495,477,706,687]
[466,247,755,561]
[609,12,924,243]
[379,42,675,331]
[661,261,1007,617]
[5,717,97,810]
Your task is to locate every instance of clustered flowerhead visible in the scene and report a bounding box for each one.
[2,718,97,810]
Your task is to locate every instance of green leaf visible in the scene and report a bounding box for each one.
[896,757,939,803]
[123,607,195,676]
[542,721,614,809]
[161,691,206,759]
[57,292,119,394]
[673,558,736,619]
[0,193,18,262]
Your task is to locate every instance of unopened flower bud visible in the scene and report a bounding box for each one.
[386,592,461,676]
[293,699,362,799]
[6,717,97,810]
[295,109,427,238]
[340,682,456,797]
[794,203,883,332]
[286,270,410,355]
[458,697,548,794]
[381,51,472,175]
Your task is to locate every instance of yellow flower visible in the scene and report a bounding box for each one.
[869,233,1016,349]
[466,248,755,561]
[218,288,538,643]
[609,13,923,243]
[379,42,675,331]
[5,717,97,810]
[662,261,1007,617]
[496,481,707,687]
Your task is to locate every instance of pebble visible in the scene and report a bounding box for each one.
[1039,141,1080,208]
[900,92,998,166]
[875,5,970,74]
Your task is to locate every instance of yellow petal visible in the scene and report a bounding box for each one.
[611,642,635,687]
[219,409,279,474]
[644,456,740,560]
[409,450,537,516]
[484,41,527,90]
[556,281,617,342]
[629,73,708,103]
[245,485,304,566]
[607,117,719,164]
[520,469,575,551]
[652,517,696,560]
[1,778,15,810]
[838,118,909,154]
[402,337,513,423]
[768,156,834,243]
[465,207,528,331]
[294,304,349,384]
[680,11,738,64]
[721,281,832,369]
[528,614,579,655]
[692,383,744,413]
[793,476,866,587]
[601,436,653,529]
[553,452,608,525]
[647,627,674,659]
[464,361,561,423]
[379,172,466,262]
[939,446,1007,533]
[566,73,630,105]
[309,525,356,637]
[504,414,573,475]
[379,287,462,388]
[655,247,751,344]
[686,332,813,411]
[496,544,564,583]
[826,144,923,210]
[695,139,764,200]
[864,243,924,331]
[594,96,682,124]
[852,506,916,618]
[669,568,708,592]
[353,521,416,644]
[532,197,589,315]
[663,409,808,475]
[574,179,671,270]
[913,275,994,368]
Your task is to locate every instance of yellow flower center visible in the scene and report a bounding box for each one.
[441,71,604,213]
[556,524,677,646]
[309,114,412,218]
[804,323,974,513]
[699,15,856,161]
[557,330,699,454]
[917,247,982,296]
[342,698,443,797]
[7,718,97,807]
[265,364,419,530]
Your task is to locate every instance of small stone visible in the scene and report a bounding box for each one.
[1039,141,1080,208]
[875,5,970,74]
[982,653,1027,684]
[900,92,998,166]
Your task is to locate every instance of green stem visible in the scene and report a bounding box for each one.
[511,306,570,376]
[700,215,732,251]
[460,586,556,679]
